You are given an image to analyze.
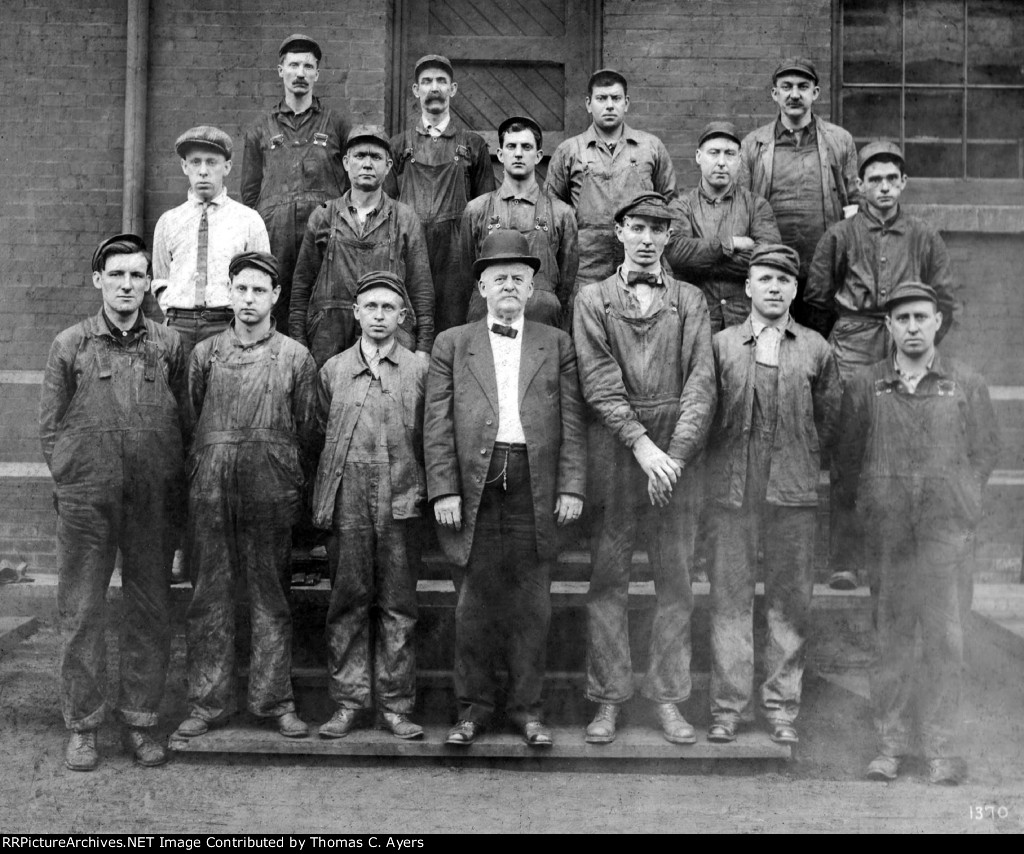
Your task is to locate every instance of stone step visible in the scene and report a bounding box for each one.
[168,723,791,761]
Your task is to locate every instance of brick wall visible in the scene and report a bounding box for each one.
[602,0,833,186]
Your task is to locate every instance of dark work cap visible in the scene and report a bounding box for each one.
[498,115,543,148]
[858,139,905,176]
[698,120,741,148]
[473,230,541,278]
[749,243,800,277]
[229,251,280,284]
[355,270,410,305]
[175,125,232,160]
[884,281,938,311]
[614,191,672,223]
[344,124,392,155]
[773,57,819,84]
[92,233,147,273]
[414,54,454,80]
[588,67,628,92]
[279,33,322,62]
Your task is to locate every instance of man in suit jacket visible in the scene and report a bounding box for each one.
[424,230,587,747]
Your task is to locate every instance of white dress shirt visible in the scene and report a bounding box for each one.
[751,316,788,367]
[152,188,270,311]
[487,314,526,444]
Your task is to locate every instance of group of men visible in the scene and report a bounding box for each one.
[41,37,998,788]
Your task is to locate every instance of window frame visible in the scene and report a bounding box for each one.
[833,0,1024,202]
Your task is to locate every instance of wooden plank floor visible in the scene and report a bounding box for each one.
[169,724,791,760]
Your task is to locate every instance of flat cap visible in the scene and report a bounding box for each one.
[773,57,819,84]
[884,281,938,311]
[229,251,279,283]
[498,115,543,148]
[345,124,391,155]
[92,233,147,273]
[175,125,232,160]
[588,67,628,92]
[614,191,673,223]
[279,33,322,61]
[355,270,411,305]
[698,120,741,148]
[414,54,454,80]
[858,139,905,176]
[749,243,800,277]
[473,230,541,278]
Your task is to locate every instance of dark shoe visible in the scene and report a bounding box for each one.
[445,720,483,745]
[585,704,619,744]
[521,720,554,747]
[173,716,209,738]
[122,727,168,767]
[654,702,696,744]
[64,731,99,772]
[867,755,900,781]
[769,723,799,745]
[381,712,424,740]
[276,711,309,739]
[707,720,738,743]
[828,570,858,591]
[928,757,964,786]
[319,708,359,739]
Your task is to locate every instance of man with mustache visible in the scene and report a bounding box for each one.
[389,54,496,333]
[738,59,859,325]
[461,115,578,330]
[547,69,677,319]
[242,33,350,333]
[666,121,781,333]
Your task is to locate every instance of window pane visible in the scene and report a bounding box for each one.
[904,142,962,177]
[842,88,901,140]
[843,0,902,84]
[906,89,962,139]
[967,88,1024,178]
[968,0,1024,85]
[905,0,964,85]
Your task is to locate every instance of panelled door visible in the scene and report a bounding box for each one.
[391,0,602,158]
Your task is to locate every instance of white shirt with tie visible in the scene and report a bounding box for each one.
[487,314,527,444]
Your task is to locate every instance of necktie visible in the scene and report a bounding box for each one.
[627,271,660,286]
[195,202,209,307]
[368,347,382,378]
[490,323,518,339]
[756,326,781,366]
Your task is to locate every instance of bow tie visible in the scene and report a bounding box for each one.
[627,271,661,286]
[490,323,518,339]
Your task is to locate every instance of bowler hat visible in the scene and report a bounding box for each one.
[279,34,322,62]
[472,231,541,278]
[884,281,938,311]
[229,251,280,283]
[749,243,800,277]
[175,125,232,160]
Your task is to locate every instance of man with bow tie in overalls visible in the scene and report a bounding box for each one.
[460,115,578,329]
[546,69,677,326]
[574,192,715,746]
[389,54,496,334]
[242,34,350,333]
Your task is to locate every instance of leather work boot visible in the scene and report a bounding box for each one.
[65,731,99,772]
[654,702,696,744]
[173,715,209,738]
[319,708,359,739]
[866,755,900,781]
[276,711,310,738]
[927,757,964,786]
[381,712,424,740]
[122,727,169,767]
[585,703,619,744]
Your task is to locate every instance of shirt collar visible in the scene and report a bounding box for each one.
[272,96,322,117]
[774,115,816,140]
[751,315,791,338]
[498,178,540,204]
[418,114,452,136]
[227,317,276,348]
[99,308,146,341]
[584,122,638,148]
[742,314,796,343]
[888,349,942,380]
[187,187,228,207]
[358,337,398,366]
[858,201,905,232]
[487,314,525,334]
[697,180,735,203]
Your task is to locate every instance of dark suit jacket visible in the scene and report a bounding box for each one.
[424,319,587,567]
